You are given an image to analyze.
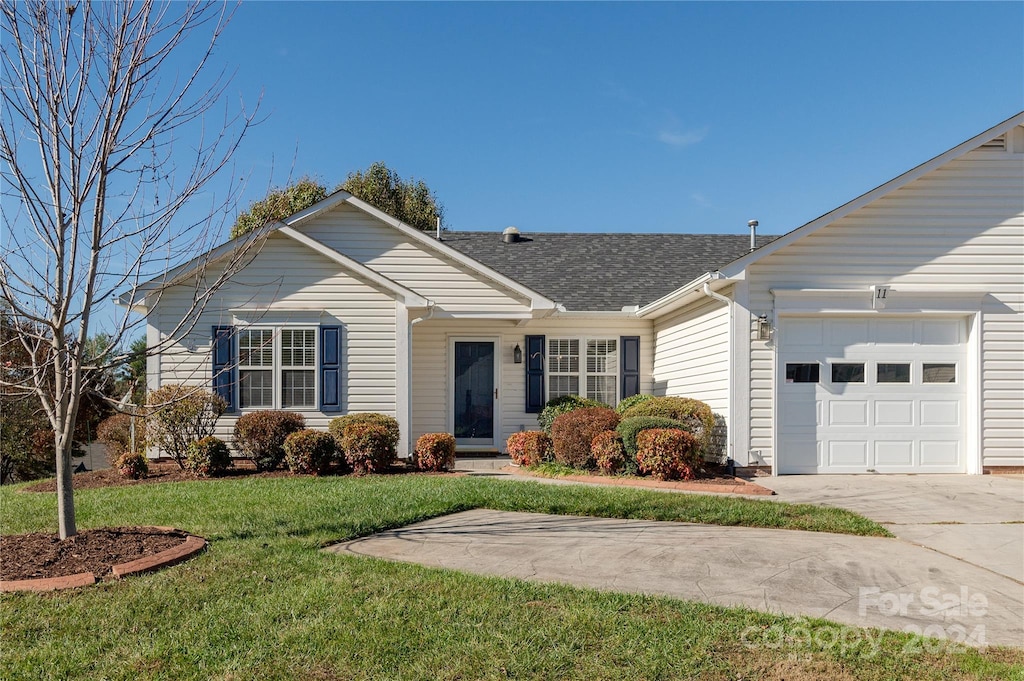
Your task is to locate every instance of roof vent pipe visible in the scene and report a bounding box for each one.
[748,219,758,252]
[436,216,442,241]
[502,226,521,244]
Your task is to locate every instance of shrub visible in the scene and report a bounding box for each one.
[506,431,554,467]
[329,413,400,457]
[615,393,654,415]
[616,416,689,458]
[116,451,149,480]
[550,407,620,470]
[636,428,700,481]
[537,395,607,434]
[339,423,394,475]
[413,433,456,472]
[97,413,144,464]
[591,430,626,475]
[184,436,233,478]
[619,396,715,451]
[146,384,226,469]
[704,413,728,464]
[284,429,336,476]
[234,410,306,472]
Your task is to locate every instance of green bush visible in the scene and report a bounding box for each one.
[413,433,456,472]
[537,395,607,434]
[339,423,394,475]
[615,393,654,415]
[96,413,145,465]
[550,407,620,470]
[704,413,728,464]
[284,429,336,476]
[506,431,554,467]
[636,428,700,481]
[616,416,689,458]
[185,436,233,478]
[146,384,226,469]
[233,410,306,472]
[116,451,149,480]
[619,396,715,451]
[329,413,400,458]
[591,430,626,475]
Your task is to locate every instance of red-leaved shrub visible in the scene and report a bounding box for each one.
[185,436,232,478]
[506,431,553,467]
[550,407,620,470]
[116,451,149,480]
[635,428,700,480]
[413,433,456,472]
[591,430,626,475]
[233,410,306,471]
[284,429,336,475]
[619,396,714,453]
[340,423,394,475]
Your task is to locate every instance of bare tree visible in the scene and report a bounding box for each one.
[1,0,262,538]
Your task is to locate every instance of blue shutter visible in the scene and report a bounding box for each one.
[319,325,342,413]
[620,336,640,400]
[212,326,236,413]
[525,334,545,413]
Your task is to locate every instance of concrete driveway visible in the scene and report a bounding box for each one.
[757,475,1024,583]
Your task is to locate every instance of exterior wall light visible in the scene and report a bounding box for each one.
[513,343,523,364]
[757,314,772,341]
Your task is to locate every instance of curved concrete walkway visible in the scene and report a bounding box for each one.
[328,509,1024,647]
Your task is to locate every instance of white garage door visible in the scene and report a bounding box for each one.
[777,316,966,474]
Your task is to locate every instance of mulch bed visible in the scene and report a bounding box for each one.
[506,465,774,496]
[21,459,292,493]
[0,527,189,581]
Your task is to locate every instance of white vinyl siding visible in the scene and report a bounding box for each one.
[300,204,532,314]
[411,318,653,451]
[651,294,731,421]
[745,140,1024,470]
[154,233,399,439]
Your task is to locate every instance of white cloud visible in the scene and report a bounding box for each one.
[658,126,708,148]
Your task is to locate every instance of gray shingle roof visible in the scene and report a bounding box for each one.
[442,231,779,311]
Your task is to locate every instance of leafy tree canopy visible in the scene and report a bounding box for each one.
[229,163,445,238]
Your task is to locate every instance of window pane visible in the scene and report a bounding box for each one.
[281,329,315,367]
[548,375,579,401]
[586,339,617,374]
[548,338,579,373]
[923,363,956,384]
[831,363,864,383]
[239,370,273,408]
[281,370,315,408]
[785,363,819,383]
[239,329,273,367]
[587,375,616,406]
[877,363,910,383]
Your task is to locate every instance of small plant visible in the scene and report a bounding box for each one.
[283,429,336,476]
[550,407,620,470]
[618,396,715,452]
[635,428,700,481]
[234,410,306,472]
[591,430,626,475]
[184,436,233,478]
[617,416,689,458]
[329,413,400,458]
[413,433,456,472]
[704,413,728,464]
[340,423,394,475]
[146,384,226,469]
[96,413,144,464]
[506,431,554,467]
[537,395,607,434]
[116,451,149,480]
[615,393,654,415]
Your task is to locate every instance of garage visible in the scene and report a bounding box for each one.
[777,316,967,474]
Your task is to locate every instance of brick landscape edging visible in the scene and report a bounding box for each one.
[0,528,207,593]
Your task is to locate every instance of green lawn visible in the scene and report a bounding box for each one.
[1,475,1020,680]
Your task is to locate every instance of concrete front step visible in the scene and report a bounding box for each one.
[455,456,512,471]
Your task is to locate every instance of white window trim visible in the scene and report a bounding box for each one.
[237,325,319,411]
[546,336,619,405]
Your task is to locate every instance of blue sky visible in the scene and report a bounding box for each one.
[213,1,1021,236]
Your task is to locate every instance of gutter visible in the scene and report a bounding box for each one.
[701,282,734,470]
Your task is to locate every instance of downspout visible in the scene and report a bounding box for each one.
[702,281,734,474]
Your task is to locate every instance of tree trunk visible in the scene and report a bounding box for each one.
[55,433,77,539]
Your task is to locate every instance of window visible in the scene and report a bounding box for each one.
[548,337,617,404]
[923,363,956,384]
[786,363,819,383]
[831,363,865,384]
[238,327,317,409]
[877,363,910,384]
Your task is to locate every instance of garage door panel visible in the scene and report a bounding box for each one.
[920,400,959,426]
[875,319,915,344]
[785,438,821,471]
[829,400,868,426]
[781,319,822,346]
[830,319,868,346]
[921,320,961,345]
[875,441,914,467]
[828,440,868,467]
[875,400,914,426]
[780,393,821,427]
[921,441,960,467]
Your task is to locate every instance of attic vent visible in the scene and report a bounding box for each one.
[502,226,522,243]
[979,135,1007,151]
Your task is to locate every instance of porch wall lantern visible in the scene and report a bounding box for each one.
[757,314,772,341]
[513,343,523,364]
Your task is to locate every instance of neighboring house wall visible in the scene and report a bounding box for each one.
[410,318,655,450]
[299,203,532,314]
[152,233,400,440]
[651,292,731,421]
[743,142,1024,469]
